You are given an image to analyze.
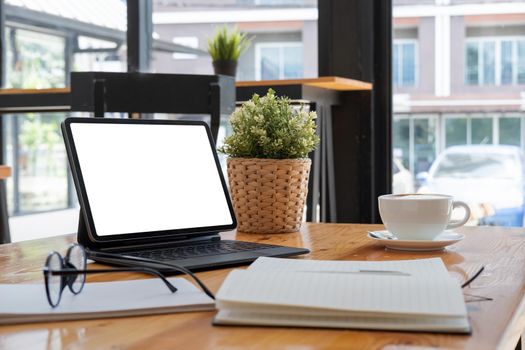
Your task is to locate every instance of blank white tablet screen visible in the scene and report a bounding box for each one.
[70,122,234,236]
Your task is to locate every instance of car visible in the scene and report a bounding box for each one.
[392,158,415,194]
[417,145,525,227]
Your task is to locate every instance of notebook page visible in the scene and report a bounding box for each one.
[216,270,467,318]
[0,277,214,319]
[248,257,449,279]
[214,310,471,333]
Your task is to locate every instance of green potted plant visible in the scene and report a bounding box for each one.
[219,89,319,233]
[207,26,251,77]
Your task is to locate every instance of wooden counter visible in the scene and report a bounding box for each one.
[0,165,11,180]
[236,76,372,91]
[1,223,525,349]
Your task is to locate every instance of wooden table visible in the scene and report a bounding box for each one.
[1,223,525,350]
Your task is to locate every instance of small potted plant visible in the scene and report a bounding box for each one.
[207,26,251,77]
[219,89,319,233]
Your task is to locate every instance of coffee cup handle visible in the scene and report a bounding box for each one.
[446,201,471,230]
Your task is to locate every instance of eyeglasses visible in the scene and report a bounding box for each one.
[461,266,493,303]
[43,244,213,308]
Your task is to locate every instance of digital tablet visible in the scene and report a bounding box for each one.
[62,118,237,245]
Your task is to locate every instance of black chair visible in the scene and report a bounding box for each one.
[70,72,236,144]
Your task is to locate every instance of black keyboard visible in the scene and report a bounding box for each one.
[125,241,275,261]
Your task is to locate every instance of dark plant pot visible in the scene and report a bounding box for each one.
[212,60,237,77]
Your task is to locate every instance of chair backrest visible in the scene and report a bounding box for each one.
[70,72,236,144]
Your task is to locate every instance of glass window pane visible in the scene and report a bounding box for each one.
[152,2,317,81]
[393,118,410,170]
[499,117,521,146]
[393,44,400,87]
[471,118,493,144]
[465,42,479,85]
[283,46,303,78]
[413,118,436,174]
[17,114,69,213]
[445,117,467,147]
[501,40,513,85]
[5,28,65,89]
[518,40,525,84]
[483,41,496,85]
[402,43,415,86]
[260,47,280,80]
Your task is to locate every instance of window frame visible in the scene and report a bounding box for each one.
[393,113,439,175]
[393,39,418,88]
[465,36,525,86]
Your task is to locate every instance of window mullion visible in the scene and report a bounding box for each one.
[409,117,415,174]
[495,39,501,86]
[399,44,404,86]
[493,114,499,145]
[479,42,484,85]
[513,39,518,85]
[466,116,472,145]
[279,46,284,79]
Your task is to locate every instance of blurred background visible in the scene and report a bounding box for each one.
[2,0,525,241]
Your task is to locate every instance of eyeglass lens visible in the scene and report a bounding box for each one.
[45,252,63,307]
[66,244,87,294]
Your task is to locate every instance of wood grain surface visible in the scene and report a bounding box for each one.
[236,76,373,91]
[0,223,524,350]
[0,88,70,95]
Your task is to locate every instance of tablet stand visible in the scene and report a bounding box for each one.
[76,209,93,248]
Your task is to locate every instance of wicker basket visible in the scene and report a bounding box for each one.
[227,157,311,233]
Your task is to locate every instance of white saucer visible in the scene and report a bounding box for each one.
[367,230,465,251]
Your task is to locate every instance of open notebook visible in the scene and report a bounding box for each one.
[0,277,214,325]
[214,257,470,333]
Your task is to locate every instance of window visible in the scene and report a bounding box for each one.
[393,115,437,175]
[4,114,71,214]
[471,117,493,144]
[393,40,417,87]
[445,117,468,148]
[172,37,199,60]
[393,2,525,227]
[465,37,525,86]
[2,0,127,221]
[5,28,66,89]
[151,2,317,80]
[445,114,495,148]
[397,112,525,175]
[255,42,303,80]
[393,117,410,170]
[443,113,524,148]
[499,115,521,146]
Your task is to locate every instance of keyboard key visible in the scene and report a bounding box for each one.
[126,241,275,261]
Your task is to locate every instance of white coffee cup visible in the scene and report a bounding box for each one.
[378,194,471,241]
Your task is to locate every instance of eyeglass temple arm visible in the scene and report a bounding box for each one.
[86,249,215,299]
[50,267,177,293]
[461,266,485,289]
